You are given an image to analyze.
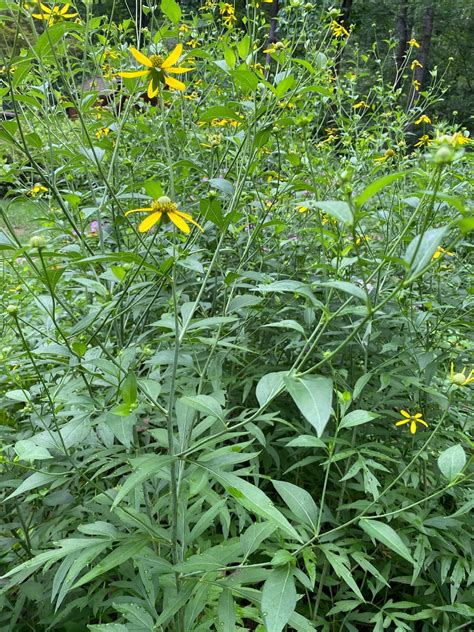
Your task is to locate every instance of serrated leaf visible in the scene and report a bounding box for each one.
[261,566,297,632]
[340,409,378,429]
[404,226,448,277]
[313,201,353,225]
[437,445,466,481]
[359,519,414,564]
[202,465,302,541]
[256,371,288,407]
[72,539,146,589]
[272,480,318,530]
[284,375,333,437]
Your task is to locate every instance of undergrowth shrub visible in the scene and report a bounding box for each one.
[0,1,472,631]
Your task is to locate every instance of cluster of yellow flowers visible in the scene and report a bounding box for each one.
[220,3,237,28]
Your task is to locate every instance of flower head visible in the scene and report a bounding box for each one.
[125,196,203,234]
[415,114,431,125]
[412,79,421,91]
[395,409,428,434]
[374,148,395,163]
[220,3,237,28]
[118,44,193,98]
[95,126,110,140]
[411,59,423,70]
[32,3,78,25]
[30,184,48,196]
[330,20,349,38]
[414,134,431,148]
[432,246,454,260]
[353,101,369,109]
[407,38,420,48]
[450,363,474,387]
[263,41,287,54]
[296,204,309,213]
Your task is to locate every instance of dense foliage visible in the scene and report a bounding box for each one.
[0,1,473,631]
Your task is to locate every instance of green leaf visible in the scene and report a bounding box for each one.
[262,320,305,335]
[112,455,175,508]
[404,226,448,277]
[121,372,137,406]
[359,519,415,564]
[160,0,182,23]
[340,409,378,429]
[180,394,223,420]
[319,281,367,301]
[355,171,408,208]
[272,480,318,530]
[202,465,302,541]
[284,375,333,437]
[285,435,327,450]
[237,34,250,59]
[261,566,297,632]
[321,548,365,601]
[313,201,353,225]
[437,445,466,481]
[256,371,288,407]
[218,589,236,632]
[230,68,259,93]
[106,412,135,448]
[72,539,146,589]
[5,471,59,500]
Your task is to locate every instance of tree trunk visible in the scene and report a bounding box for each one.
[334,0,354,75]
[408,3,435,107]
[265,0,280,73]
[394,0,411,89]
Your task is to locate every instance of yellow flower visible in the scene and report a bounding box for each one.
[296,205,309,213]
[395,409,428,434]
[330,20,349,38]
[432,246,454,260]
[118,44,193,98]
[179,24,190,33]
[126,196,203,234]
[450,363,474,386]
[30,184,48,196]
[412,79,421,91]
[415,114,431,125]
[411,59,423,70]
[407,38,420,48]
[353,101,368,109]
[374,148,395,163]
[263,41,287,54]
[220,3,237,27]
[95,127,110,139]
[32,3,78,25]
[414,134,431,147]
[450,132,470,146]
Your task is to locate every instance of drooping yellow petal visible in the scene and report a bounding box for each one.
[40,3,52,13]
[60,3,71,14]
[118,69,149,78]
[62,11,78,17]
[400,410,410,418]
[139,212,162,232]
[395,419,410,426]
[164,75,186,91]
[148,79,159,99]
[418,419,428,427]
[168,211,190,234]
[32,13,47,18]
[165,66,194,74]
[414,413,423,419]
[162,43,183,69]
[410,421,417,434]
[130,47,153,68]
[174,210,203,231]
[125,207,153,216]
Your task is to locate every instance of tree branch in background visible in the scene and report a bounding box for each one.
[407,3,435,108]
[265,0,280,73]
[394,0,411,89]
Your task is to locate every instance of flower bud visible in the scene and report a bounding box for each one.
[28,235,47,249]
[157,195,172,205]
[6,304,18,315]
[433,145,454,165]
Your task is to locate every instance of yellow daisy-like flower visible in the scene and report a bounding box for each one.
[296,205,309,213]
[450,363,474,386]
[412,79,421,91]
[353,101,369,109]
[432,246,454,260]
[407,38,420,48]
[374,148,395,163]
[395,409,428,434]
[330,20,349,38]
[95,127,110,140]
[118,44,193,98]
[414,134,431,148]
[30,184,48,196]
[263,41,287,54]
[126,196,203,235]
[415,114,431,125]
[411,59,423,70]
[32,3,78,25]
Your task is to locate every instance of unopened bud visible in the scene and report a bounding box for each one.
[28,235,47,249]
[433,145,454,165]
